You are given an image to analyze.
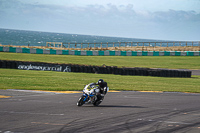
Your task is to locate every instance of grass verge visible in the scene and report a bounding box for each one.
[0,52,200,69]
[0,69,200,93]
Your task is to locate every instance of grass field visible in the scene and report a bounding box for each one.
[0,52,200,69]
[0,69,200,93]
[0,52,200,93]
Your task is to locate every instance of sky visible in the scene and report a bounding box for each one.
[0,0,200,41]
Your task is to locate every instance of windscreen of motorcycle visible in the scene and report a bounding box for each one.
[86,85,92,91]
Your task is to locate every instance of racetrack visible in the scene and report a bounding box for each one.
[1,89,200,133]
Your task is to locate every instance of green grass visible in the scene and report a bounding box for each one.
[0,52,200,69]
[0,52,200,93]
[0,69,200,93]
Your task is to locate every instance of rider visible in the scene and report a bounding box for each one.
[94,79,108,101]
[96,79,108,94]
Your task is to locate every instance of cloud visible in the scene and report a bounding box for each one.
[1,0,199,22]
[153,10,200,22]
[0,0,199,40]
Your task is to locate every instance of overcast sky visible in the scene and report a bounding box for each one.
[0,0,200,41]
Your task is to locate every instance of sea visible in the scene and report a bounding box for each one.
[0,28,198,48]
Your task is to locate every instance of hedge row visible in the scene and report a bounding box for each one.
[0,60,191,78]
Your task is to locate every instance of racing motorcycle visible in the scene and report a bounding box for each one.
[77,83,108,106]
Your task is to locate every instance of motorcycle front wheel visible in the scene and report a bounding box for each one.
[77,95,86,106]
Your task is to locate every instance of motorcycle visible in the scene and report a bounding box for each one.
[77,83,108,106]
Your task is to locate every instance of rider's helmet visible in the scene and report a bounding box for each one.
[97,79,104,86]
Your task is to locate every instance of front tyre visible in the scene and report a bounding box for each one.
[77,96,86,106]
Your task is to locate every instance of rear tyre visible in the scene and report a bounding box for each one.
[93,100,102,106]
[93,96,104,106]
[77,96,86,106]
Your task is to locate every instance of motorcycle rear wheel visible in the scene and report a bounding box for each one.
[93,97,104,106]
[93,101,102,106]
[77,96,86,106]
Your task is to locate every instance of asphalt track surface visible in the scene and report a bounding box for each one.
[191,69,200,75]
[1,89,200,133]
